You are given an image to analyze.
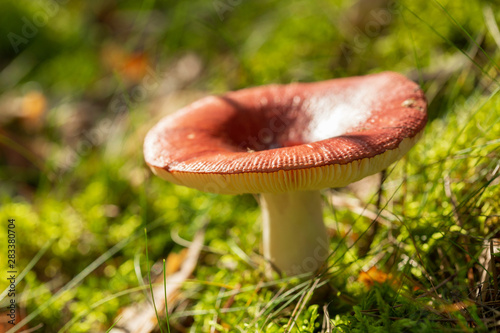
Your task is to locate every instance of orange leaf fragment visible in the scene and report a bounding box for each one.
[21,91,47,130]
[165,248,188,275]
[101,43,150,83]
[358,266,393,288]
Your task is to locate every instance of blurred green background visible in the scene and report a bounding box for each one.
[0,0,499,332]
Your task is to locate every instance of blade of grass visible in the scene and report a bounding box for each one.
[145,228,164,333]
[401,9,424,87]
[6,215,169,333]
[484,6,500,49]
[106,316,122,333]
[402,3,500,86]
[0,238,54,302]
[432,0,500,73]
[163,258,171,333]
[58,285,152,333]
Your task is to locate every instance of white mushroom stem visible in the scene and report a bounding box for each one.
[260,190,330,276]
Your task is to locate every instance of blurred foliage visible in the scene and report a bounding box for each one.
[0,0,499,331]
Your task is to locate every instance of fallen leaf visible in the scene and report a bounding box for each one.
[358,266,394,288]
[164,248,188,275]
[0,308,29,333]
[21,90,47,131]
[101,43,150,84]
[121,53,149,83]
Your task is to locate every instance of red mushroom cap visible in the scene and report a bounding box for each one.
[144,72,427,194]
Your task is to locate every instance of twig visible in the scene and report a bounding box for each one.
[416,272,458,299]
[214,285,239,333]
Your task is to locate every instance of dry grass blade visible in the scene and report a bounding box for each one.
[285,278,321,333]
[321,303,332,333]
[110,227,206,333]
[476,239,500,302]
[327,193,392,228]
[483,6,500,50]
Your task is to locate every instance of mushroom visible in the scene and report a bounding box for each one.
[144,72,427,276]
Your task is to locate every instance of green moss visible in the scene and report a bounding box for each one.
[1,0,499,331]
